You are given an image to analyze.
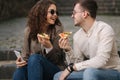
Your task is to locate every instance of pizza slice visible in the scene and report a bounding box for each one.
[59,32,72,39]
[37,33,50,40]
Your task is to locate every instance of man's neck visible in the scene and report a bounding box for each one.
[81,18,95,33]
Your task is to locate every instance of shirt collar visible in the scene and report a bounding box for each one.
[82,20,97,37]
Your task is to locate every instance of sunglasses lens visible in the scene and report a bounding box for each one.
[51,10,55,15]
[49,9,58,15]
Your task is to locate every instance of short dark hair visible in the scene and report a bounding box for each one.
[75,0,98,19]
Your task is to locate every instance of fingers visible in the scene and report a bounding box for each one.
[59,38,69,48]
[37,34,49,42]
[16,57,27,68]
[37,34,52,48]
[17,62,27,68]
[59,38,71,52]
[37,34,49,43]
[59,69,70,80]
[37,34,43,43]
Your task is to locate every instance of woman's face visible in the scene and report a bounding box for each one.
[47,4,58,25]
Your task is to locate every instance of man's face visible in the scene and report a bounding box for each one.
[71,3,84,26]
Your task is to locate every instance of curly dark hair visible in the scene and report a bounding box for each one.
[27,0,61,40]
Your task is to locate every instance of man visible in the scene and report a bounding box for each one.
[54,0,120,80]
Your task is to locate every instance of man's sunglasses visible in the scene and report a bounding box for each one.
[48,9,59,15]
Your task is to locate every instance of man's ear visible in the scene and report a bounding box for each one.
[83,11,89,18]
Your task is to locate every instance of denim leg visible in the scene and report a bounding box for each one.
[12,65,27,80]
[83,68,120,80]
[54,70,84,80]
[54,71,62,80]
[54,68,120,80]
[28,54,60,80]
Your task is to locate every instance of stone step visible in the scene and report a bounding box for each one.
[58,7,73,15]
[55,0,74,15]
[0,50,17,79]
[0,50,20,61]
[0,61,16,79]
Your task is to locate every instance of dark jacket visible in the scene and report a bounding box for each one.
[22,25,66,70]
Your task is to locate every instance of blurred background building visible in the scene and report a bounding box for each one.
[0,0,120,21]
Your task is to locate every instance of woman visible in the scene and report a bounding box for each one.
[13,0,66,80]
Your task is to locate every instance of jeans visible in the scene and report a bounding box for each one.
[13,65,28,80]
[54,68,120,80]
[13,54,60,80]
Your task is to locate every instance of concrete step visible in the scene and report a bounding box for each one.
[0,50,20,61]
[0,61,16,79]
[0,50,17,79]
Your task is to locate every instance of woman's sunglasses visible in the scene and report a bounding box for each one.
[48,9,59,15]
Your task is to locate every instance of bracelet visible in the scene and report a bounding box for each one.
[66,66,71,73]
[69,63,74,72]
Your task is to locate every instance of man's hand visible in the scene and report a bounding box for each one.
[59,38,71,52]
[59,68,70,80]
[59,32,72,39]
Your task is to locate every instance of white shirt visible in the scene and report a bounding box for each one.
[66,20,120,71]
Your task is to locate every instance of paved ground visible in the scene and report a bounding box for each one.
[0,15,120,51]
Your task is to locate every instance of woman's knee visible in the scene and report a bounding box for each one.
[28,54,43,63]
[13,66,27,80]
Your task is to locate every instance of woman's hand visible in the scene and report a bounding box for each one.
[37,35,53,48]
[59,38,71,52]
[59,68,70,80]
[16,57,27,68]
